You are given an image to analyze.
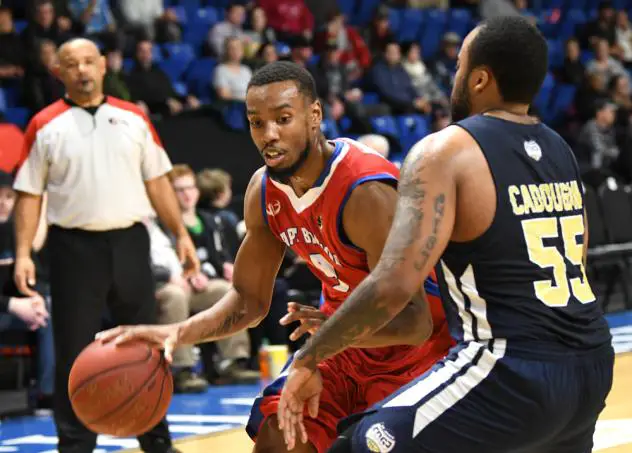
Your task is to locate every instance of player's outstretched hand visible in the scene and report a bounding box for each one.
[95,324,182,364]
[280,302,328,341]
[278,365,323,450]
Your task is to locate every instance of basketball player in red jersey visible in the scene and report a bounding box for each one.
[97,61,453,453]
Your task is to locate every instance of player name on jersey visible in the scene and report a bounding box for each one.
[508,180,582,216]
[278,226,341,266]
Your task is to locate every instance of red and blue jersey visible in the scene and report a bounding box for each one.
[261,138,442,317]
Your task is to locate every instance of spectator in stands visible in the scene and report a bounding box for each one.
[196,168,241,262]
[21,0,76,51]
[144,216,211,392]
[102,48,131,101]
[257,0,314,43]
[67,0,115,40]
[251,42,278,70]
[577,99,621,186]
[243,7,276,59]
[314,9,371,81]
[401,41,449,110]
[558,37,585,86]
[0,7,25,82]
[309,42,373,132]
[117,0,182,43]
[371,41,432,115]
[127,39,199,116]
[285,35,313,67]
[213,37,253,102]
[208,3,247,59]
[430,32,460,94]
[581,0,616,49]
[615,10,632,69]
[23,39,64,113]
[587,37,629,86]
[364,6,395,55]
[577,69,608,121]
[168,164,257,382]
[0,170,53,409]
[357,134,390,159]
[609,74,632,156]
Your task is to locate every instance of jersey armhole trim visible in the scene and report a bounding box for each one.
[336,174,398,252]
[260,172,269,226]
[424,275,441,298]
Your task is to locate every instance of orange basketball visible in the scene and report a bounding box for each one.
[68,340,173,437]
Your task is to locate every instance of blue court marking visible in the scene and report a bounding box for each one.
[2,311,631,452]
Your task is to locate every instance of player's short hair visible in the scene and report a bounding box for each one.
[468,15,548,104]
[248,61,318,102]
[168,164,196,182]
[197,168,231,202]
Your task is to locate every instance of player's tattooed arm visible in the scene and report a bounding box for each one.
[179,169,286,344]
[294,134,458,370]
[339,180,433,348]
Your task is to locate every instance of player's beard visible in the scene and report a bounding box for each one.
[266,138,311,185]
[450,77,472,123]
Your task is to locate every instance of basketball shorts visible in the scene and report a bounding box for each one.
[337,340,615,453]
[246,335,452,453]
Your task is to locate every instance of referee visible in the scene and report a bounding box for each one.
[12,38,199,453]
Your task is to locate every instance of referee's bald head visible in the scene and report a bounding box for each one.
[56,38,106,103]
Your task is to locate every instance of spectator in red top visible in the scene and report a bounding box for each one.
[257,0,313,43]
[314,9,371,81]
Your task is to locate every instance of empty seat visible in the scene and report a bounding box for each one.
[370,115,399,138]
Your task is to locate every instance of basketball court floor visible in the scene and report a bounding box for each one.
[1,310,631,453]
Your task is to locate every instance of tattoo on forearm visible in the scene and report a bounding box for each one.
[295,152,449,369]
[198,307,247,340]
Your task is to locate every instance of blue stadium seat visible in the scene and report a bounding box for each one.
[321,118,340,139]
[152,44,163,62]
[171,5,188,25]
[533,72,555,114]
[388,8,402,36]
[163,42,196,61]
[337,0,356,18]
[222,102,247,131]
[275,42,291,57]
[1,82,21,108]
[397,9,425,43]
[352,0,381,25]
[3,108,30,129]
[173,82,189,97]
[547,39,564,69]
[160,43,196,81]
[13,20,27,33]
[545,83,577,124]
[362,92,380,105]
[370,115,399,138]
[420,9,448,59]
[397,114,430,150]
[180,0,202,18]
[185,57,217,102]
[0,89,7,113]
[557,9,587,40]
[447,9,472,38]
[123,58,134,72]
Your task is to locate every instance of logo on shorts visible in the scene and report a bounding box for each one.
[524,140,542,161]
[365,423,396,453]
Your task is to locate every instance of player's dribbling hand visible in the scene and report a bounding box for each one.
[279,303,328,341]
[14,255,38,297]
[278,365,323,450]
[95,324,181,364]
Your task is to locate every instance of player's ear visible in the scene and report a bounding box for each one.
[470,67,491,94]
[311,98,323,130]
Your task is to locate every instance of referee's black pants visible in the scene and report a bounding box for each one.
[48,223,173,453]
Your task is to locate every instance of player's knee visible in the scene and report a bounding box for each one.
[253,416,317,453]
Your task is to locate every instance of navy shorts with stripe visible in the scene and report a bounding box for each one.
[338,340,614,453]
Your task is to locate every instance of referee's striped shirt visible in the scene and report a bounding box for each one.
[13,97,173,231]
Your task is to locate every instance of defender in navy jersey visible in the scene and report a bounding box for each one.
[278,16,614,453]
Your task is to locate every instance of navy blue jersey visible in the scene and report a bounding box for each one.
[436,115,611,358]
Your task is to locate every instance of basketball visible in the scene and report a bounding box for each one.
[68,340,173,437]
